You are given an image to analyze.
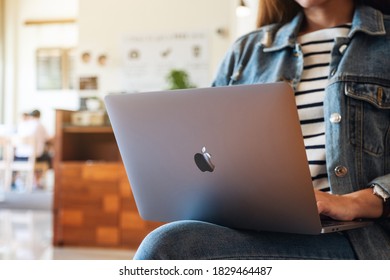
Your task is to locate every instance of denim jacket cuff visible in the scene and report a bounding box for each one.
[368,174,390,197]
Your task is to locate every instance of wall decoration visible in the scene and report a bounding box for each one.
[81,52,92,64]
[79,76,98,90]
[97,54,107,66]
[122,31,210,92]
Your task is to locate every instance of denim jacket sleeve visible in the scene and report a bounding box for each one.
[211,31,266,87]
[211,46,236,87]
[370,175,390,197]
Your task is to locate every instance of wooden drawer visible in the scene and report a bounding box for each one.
[54,161,160,249]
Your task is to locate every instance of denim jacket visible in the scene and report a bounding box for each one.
[212,4,390,259]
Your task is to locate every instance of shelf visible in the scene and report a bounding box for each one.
[53,109,160,250]
[62,125,113,133]
[59,160,121,165]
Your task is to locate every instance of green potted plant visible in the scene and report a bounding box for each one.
[166,69,196,90]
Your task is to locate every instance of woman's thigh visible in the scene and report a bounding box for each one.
[134,220,357,260]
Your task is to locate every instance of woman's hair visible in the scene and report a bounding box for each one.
[256,0,390,28]
[256,0,300,28]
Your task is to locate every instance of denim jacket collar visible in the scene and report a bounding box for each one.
[350,4,386,37]
[263,4,386,53]
[262,13,303,52]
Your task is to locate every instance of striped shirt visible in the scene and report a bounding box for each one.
[296,25,351,191]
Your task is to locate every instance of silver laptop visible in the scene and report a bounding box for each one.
[104,82,372,235]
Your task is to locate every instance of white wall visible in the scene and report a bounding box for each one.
[236,0,258,37]
[0,0,4,124]
[4,0,78,135]
[77,0,237,98]
[4,0,242,135]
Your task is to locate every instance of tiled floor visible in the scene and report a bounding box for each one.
[0,209,136,260]
[0,169,137,259]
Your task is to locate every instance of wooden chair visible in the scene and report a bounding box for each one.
[8,136,36,192]
[34,161,50,189]
[0,136,13,193]
[9,135,53,191]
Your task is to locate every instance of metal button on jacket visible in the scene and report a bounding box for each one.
[330,113,342,123]
[339,44,348,54]
[334,165,348,177]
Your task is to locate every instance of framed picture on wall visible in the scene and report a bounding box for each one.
[79,76,98,90]
[36,48,75,90]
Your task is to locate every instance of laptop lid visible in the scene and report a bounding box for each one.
[104,82,371,235]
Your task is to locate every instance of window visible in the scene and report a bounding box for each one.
[36,48,75,90]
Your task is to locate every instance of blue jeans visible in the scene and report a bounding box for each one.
[133,220,357,260]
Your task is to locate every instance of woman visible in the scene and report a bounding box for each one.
[134,0,390,259]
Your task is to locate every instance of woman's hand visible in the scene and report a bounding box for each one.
[314,188,383,221]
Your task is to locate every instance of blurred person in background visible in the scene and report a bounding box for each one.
[13,109,53,190]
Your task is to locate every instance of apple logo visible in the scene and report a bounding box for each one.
[194,147,215,172]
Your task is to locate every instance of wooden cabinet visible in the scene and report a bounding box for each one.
[53,110,162,249]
